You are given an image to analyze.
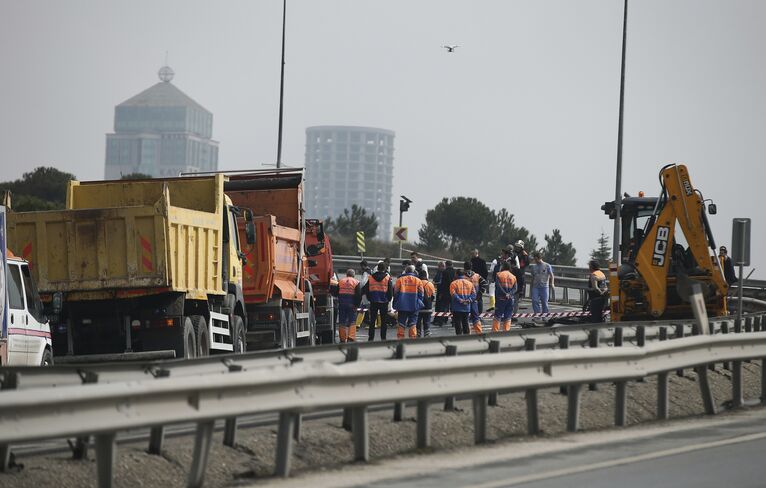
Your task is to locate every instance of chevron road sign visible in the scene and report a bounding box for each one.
[393,226,408,242]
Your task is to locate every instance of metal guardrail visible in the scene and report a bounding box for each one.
[0,312,765,487]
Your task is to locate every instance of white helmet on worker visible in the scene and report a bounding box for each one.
[514,240,525,249]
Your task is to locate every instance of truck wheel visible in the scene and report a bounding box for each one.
[178,317,197,359]
[192,315,209,357]
[231,315,246,354]
[40,348,54,366]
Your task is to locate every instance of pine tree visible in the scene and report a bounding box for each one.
[542,229,577,266]
[590,231,611,267]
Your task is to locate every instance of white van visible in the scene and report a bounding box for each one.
[3,255,53,366]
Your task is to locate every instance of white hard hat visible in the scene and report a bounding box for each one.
[514,240,525,249]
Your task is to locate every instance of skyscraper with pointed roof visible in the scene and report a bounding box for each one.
[104,66,219,179]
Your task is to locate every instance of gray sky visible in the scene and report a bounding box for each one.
[1,0,763,275]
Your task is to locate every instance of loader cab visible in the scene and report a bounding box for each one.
[602,197,659,263]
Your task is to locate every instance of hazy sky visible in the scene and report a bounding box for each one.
[0,0,763,275]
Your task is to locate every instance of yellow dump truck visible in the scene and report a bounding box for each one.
[6,174,254,361]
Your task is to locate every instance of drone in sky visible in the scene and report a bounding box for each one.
[442,45,459,53]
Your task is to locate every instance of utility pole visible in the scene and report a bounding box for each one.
[276,0,287,168]
[612,0,629,264]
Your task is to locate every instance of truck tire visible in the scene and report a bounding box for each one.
[192,315,209,357]
[40,348,54,366]
[231,315,246,354]
[177,317,197,359]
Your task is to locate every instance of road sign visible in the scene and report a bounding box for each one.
[356,231,366,254]
[731,218,751,266]
[393,226,408,242]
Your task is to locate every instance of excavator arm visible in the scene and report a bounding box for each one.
[634,164,728,317]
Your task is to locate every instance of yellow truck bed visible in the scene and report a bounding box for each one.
[7,175,227,300]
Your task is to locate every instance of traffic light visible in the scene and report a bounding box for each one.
[400,195,412,213]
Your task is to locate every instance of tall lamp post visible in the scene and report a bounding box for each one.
[276,0,287,168]
[399,195,412,259]
[612,0,629,264]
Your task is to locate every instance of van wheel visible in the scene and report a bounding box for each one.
[192,315,209,357]
[231,315,246,354]
[177,317,197,359]
[40,348,54,366]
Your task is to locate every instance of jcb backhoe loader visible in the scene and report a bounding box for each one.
[602,164,728,321]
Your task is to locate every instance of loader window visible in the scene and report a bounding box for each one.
[7,264,24,310]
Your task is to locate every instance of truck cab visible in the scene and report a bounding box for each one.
[2,252,53,366]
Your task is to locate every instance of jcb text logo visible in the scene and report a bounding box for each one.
[652,226,670,266]
[682,178,693,196]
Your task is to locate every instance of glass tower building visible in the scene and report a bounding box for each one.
[104,66,219,179]
[304,126,394,239]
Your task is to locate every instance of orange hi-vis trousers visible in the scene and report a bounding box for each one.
[339,324,357,342]
[472,320,483,335]
[492,319,512,332]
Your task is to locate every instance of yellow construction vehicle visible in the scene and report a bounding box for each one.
[602,164,728,321]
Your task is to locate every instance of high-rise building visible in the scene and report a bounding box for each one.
[304,126,394,239]
[104,66,219,179]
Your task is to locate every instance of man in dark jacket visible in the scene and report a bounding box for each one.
[362,262,394,341]
[470,249,488,281]
[719,246,738,285]
[434,260,456,326]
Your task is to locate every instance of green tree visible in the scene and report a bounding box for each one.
[542,229,577,266]
[417,217,447,251]
[488,208,538,256]
[590,231,611,267]
[0,166,75,211]
[121,172,152,180]
[421,197,495,255]
[325,204,378,240]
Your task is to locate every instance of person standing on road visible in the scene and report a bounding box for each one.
[335,269,361,342]
[493,261,517,332]
[464,261,488,334]
[718,246,738,285]
[450,269,476,335]
[587,259,608,322]
[435,260,455,326]
[417,269,435,337]
[529,251,554,313]
[411,251,429,279]
[513,241,530,303]
[393,265,424,339]
[363,262,393,341]
[470,249,488,282]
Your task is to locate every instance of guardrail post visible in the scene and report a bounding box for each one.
[675,324,685,377]
[559,335,570,395]
[636,326,646,383]
[394,343,406,421]
[734,317,742,333]
[614,327,623,347]
[566,384,582,432]
[657,328,669,420]
[148,367,172,453]
[488,340,501,406]
[613,327,628,427]
[745,316,753,333]
[342,346,359,431]
[524,338,540,435]
[588,329,599,391]
[721,322,731,371]
[352,406,369,461]
[95,432,116,488]
[754,315,762,332]
[732,359,744,408]
[221,363,242,447]
[293,415,302,442]
[473,394,488,444]
[444,345,458,411]
[70,370,99,460]
[694,365,717,415]
[0,372,19,472]
[187,421,214,488]
[416,400,431,449]
[275,412,297,477]
[761,357,766,404]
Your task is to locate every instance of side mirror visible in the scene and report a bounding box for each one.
[306,244,320,257]
[52,292,63,315]
[244,209,256,245]
[316,222,325,243]
[707,203,717,215]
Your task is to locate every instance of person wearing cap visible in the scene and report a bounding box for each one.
[529,251,554,313]
[335,269,362,342]
[393,265,424,339]
[718,246,738,285]
[450,269,476,335]
[587,259,608,322]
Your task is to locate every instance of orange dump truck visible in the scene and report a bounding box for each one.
[304,219,336,344]
[224,169,325,348]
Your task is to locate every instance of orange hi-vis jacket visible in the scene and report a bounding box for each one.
[366,273,392,303]
[450,278,475,313]
[338,276,360,307]
[421,279,436,310]
[494,270,517,300]
[393,273,424,312]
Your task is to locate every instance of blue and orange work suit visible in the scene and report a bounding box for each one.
[465,270,487,334]
[337,276,361,342]
[450,278,476,335]
[417,279,436,337]
[393,272,424,339]
[493,270,517,332]
[363,271,393,341]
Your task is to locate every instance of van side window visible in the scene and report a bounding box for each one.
[21,264,45,321]
[8,264,24,310]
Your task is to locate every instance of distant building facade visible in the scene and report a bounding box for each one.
[104,66,218,179]
[304,126,394,239]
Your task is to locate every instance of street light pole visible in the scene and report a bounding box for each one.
[612,0,629,264]
[276,0,287,168]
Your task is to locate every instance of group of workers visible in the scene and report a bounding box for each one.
[332,251,525,342]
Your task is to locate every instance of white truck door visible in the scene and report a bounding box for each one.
[6,263,27,365]
[20,263,49,365]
